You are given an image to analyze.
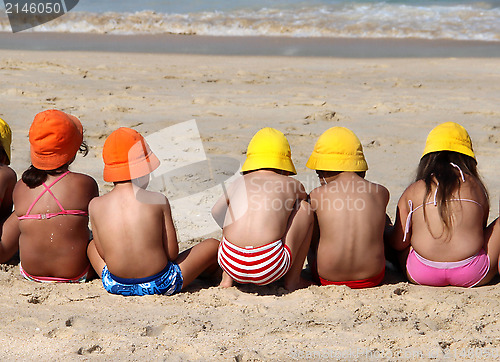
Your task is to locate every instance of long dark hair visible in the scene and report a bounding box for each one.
[415,151,488,238]
[22,140,89,189]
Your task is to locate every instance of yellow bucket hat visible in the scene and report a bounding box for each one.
[422,122,475,160]
[241,127,296,175]
[0,118,12,165]
[306,127,368,172]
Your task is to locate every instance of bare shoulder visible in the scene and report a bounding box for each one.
[463,174,489,203]
[127,188,169,214]
[139,190,172,218]
[69,172,98,187]
[89,190,110,208]
[398,180,424,205]
[70,173,99,200]
[0,166,16,183]
[287,177,307,200]
[88,195,102,212]
[366,180,390,201]
[12,178,28,197]
[308,186,326,210]
[464,174,486,191]
[309,184,326,199]
[404,180,425,195]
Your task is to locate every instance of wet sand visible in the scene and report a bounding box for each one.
[1,32,500,57]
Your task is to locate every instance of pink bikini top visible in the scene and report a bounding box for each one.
[18,171,88,221]
[402,163,483,243]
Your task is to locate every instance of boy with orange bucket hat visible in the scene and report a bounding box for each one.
[212,127,313,291]
[306,127,389,288]
[87,127,219,296]
[0,110,98,282]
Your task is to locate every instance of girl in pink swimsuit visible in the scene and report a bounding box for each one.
[386,122,500,287]
[0,110,99,282]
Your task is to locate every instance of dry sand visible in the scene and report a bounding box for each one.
[1,47,500,360]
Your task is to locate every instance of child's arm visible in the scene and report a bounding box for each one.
[87,199,107,276]
[211,189,230,229]
[481,189,490,229]
[295,179,309,202]
[163,197,179,261]
[0,167,16,223]
[385,196,410,251]
[0,213,20,263]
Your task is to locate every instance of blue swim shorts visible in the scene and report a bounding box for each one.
[101,262,183,296]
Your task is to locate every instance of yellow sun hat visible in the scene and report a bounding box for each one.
[241,127,296,175]
[422,122,475,160]
[0,117,12,165]
[306,127,368,172]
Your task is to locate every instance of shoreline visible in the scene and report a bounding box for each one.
[1,32,500,57]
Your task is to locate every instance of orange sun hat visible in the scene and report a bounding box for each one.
[102,127,160,182]
[29,110,83,170]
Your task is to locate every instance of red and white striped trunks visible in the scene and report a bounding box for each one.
[218,236,292,285]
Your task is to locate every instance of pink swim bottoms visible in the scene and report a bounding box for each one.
[406,248,489,288]
[20,263,90,283]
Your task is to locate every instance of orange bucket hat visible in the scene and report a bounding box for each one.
[29,110,83,170]
[103,127,160,182]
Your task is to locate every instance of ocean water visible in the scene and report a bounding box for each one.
[0,0,499,41]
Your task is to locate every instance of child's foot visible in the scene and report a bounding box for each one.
[284,277,314,292]
[219,271,233,288]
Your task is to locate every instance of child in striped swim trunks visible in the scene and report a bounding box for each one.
[212,127,313,291]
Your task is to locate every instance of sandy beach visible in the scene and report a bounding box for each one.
[1,36,500,360]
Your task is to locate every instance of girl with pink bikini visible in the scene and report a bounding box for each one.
[0,110,98,282]
[386,122,500,287]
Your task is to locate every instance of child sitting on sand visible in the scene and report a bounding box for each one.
[306,127,389,288]
[0,110,98,282]
[212,127,313,291]
[87,127,219,296]
[0,118,17,225]
[386,122,500,287]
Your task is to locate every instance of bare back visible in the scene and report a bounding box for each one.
[216,170,308,246]
[398,175,488,262]
[0,165,16,223]
[310,172,389,281]
[14,172,98,278]
[89,183,178,279]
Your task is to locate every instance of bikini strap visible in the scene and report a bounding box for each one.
[403,200,414,243]
[46,170,71,187]
[403,164,482,243]
[431,164,466,206]
[24,171,71,215]
[450,162,466,182]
